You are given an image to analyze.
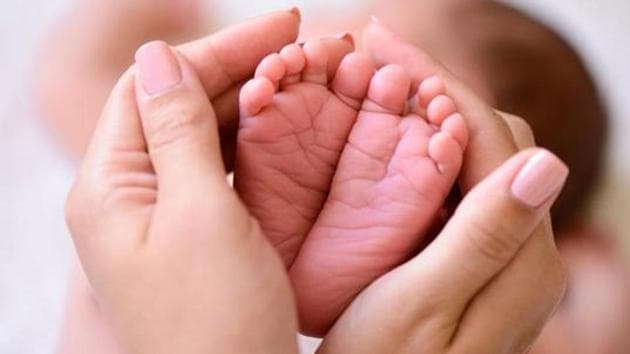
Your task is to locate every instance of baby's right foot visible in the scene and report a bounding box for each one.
[289,68,467,334]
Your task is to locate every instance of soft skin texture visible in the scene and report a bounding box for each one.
[58,10,358,354]
[315,19,568,354]
[60,9,309,354]
[236,40,467,334]
[290,68,467,334]
[59,11,569,354]
[66,42,299,354]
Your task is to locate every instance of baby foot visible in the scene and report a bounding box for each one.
[235,40,376,266]
[289,68,468,334]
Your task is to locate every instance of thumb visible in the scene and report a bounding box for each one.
[134,41,226,196]
[411,148,568,309]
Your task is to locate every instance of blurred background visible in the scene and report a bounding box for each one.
[0,0,628,353]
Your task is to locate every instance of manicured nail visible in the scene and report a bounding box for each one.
[335,32,355,46]
[511,150,569,208]
[135,41,182,96]
[288,7,301,21]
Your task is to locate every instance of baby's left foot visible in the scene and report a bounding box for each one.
[290,70,468,334]
[235,40,372,266]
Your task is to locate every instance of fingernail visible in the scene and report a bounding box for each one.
[135,41,182,96]
[288,6,301,21]
[511,150,569,208]
[335,32,355,46]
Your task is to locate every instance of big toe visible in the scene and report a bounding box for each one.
[331,53,375,109]
[362,65,411,115]
[302,39,329,85]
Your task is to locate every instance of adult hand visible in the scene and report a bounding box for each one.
[66,41,298,353]
[317,20,568,354]
[64,11,312,353]
[60,9,357,354]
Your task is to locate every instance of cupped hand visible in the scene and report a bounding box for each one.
[317,20,569,354]
[65,26,303,354]
[61,9,357,354]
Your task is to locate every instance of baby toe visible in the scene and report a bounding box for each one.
[363,64,411,115]
[239,77,275,117]
[302,40,329,85]
[428,131,464,175]
[441,113,469,150]
[418,75,446,108]
[279,43,306,87]
[255,53,286,87]
[331,53,375,110]
[427,95,457,125]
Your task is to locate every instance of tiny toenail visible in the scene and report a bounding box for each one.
[335,32,355,47]
[421,76,445,93]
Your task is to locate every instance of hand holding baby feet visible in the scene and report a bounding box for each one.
[235,41,468,335]
[66,42,298,354]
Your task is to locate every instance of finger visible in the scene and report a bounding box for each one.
[499,110,536,149]
[68,9,300,214]
[406,149,568,310]
[177,8,301,100]
[66,67,152,255]
[450,222,567,354]
[363,19,518,190]
[360,22,568,354]
[70,68,146,191]
[210,84,241,171]
[134,41,226,197]
[318,150,568,354]
[453,113,565,353]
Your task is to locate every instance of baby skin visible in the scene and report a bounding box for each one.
[235,39,468,335]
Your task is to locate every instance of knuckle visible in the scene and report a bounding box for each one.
[512,116,534,137]
[465,216,524,266]
[503,113,536,147]
[544,252,569,305]
[65,177,109,239]
[144,97,212,151]
[65,182,91,234]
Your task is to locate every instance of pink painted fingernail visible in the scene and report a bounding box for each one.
[511,150,569,208]
[135,41,182,96]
